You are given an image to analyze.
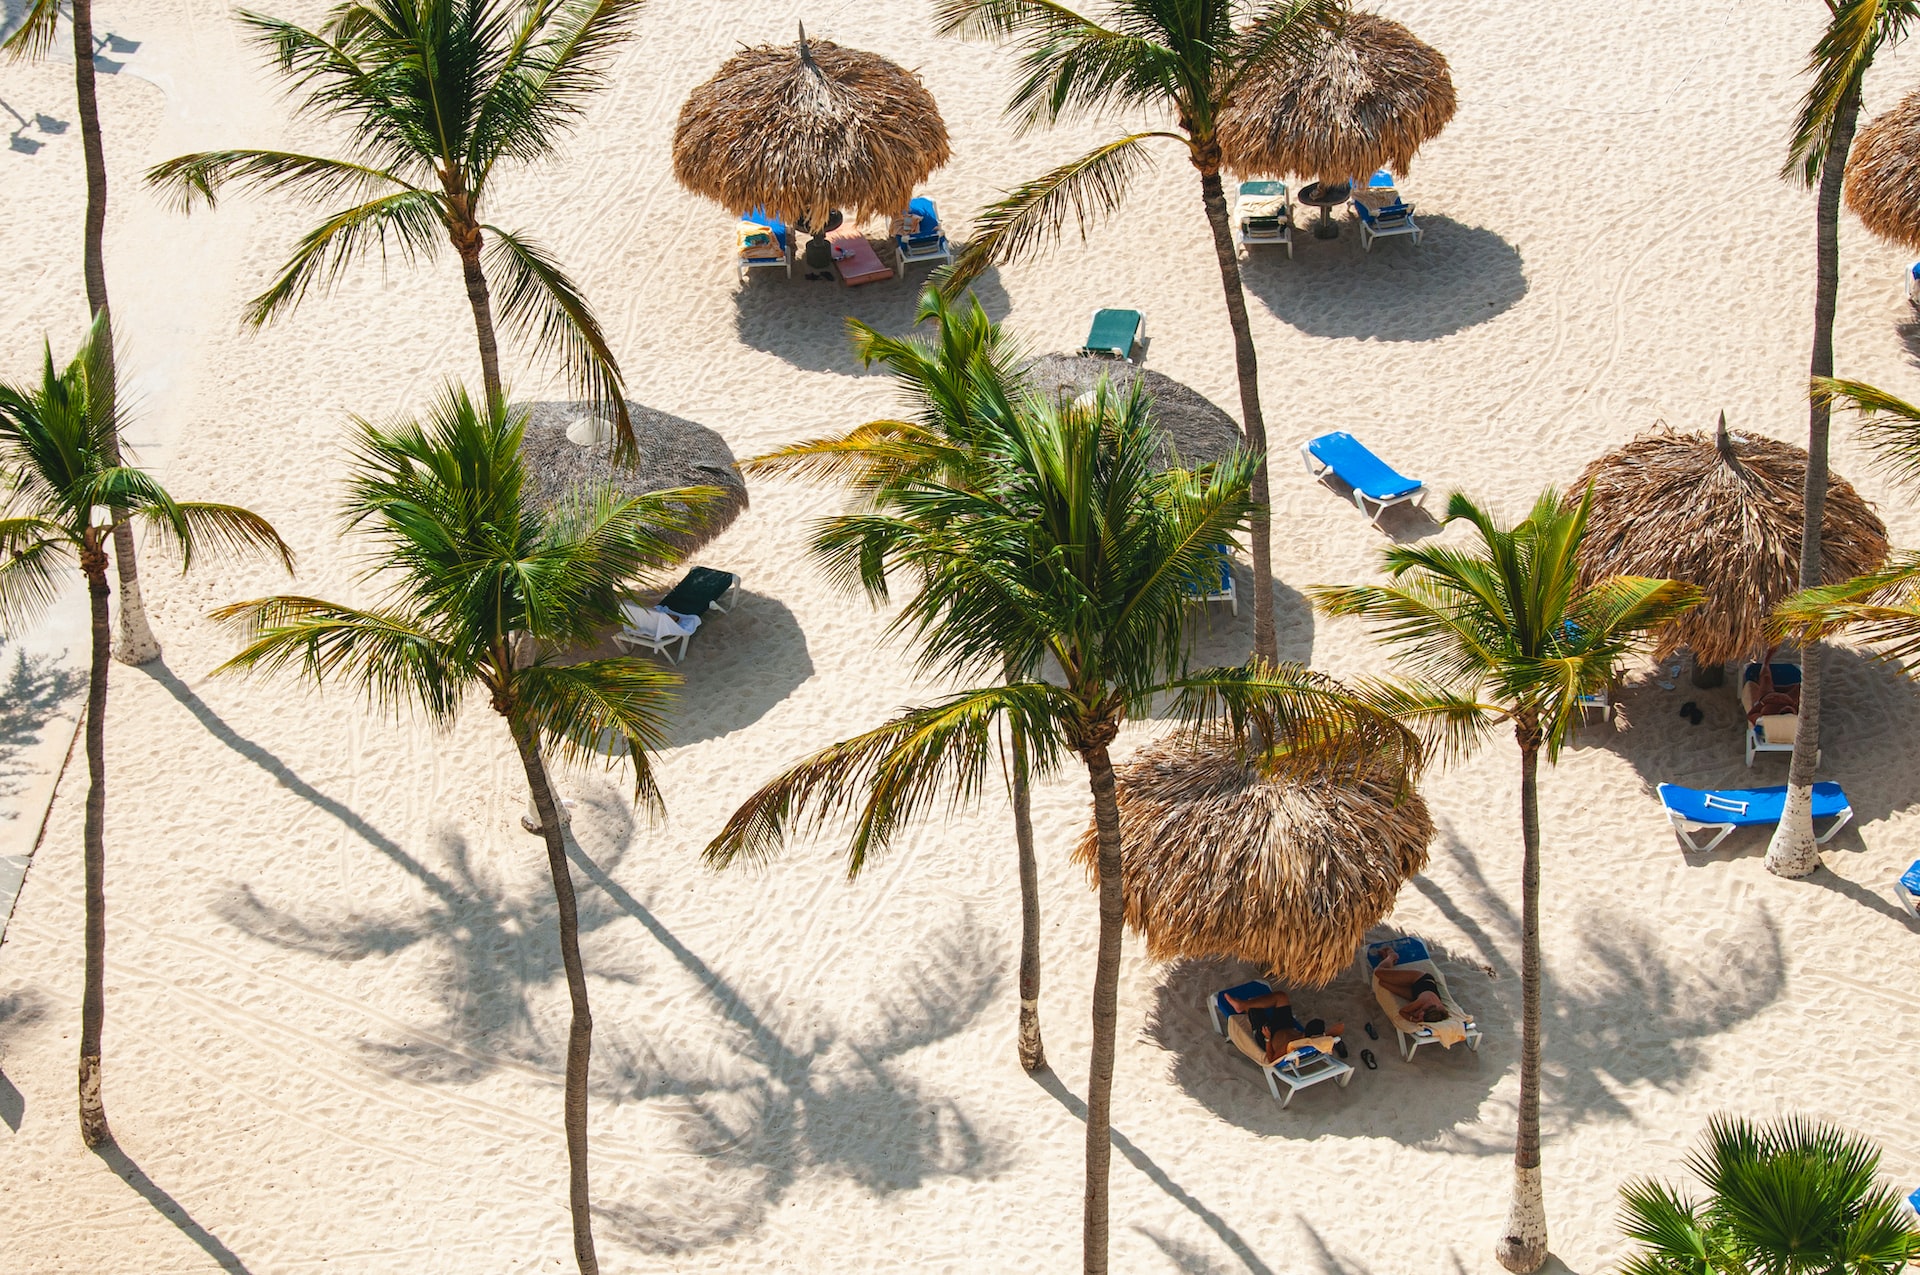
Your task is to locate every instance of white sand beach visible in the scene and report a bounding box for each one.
[3,1,1919,1271]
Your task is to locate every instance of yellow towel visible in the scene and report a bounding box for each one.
[1226,1014,1337,1067]
[1371,959,1471,1048]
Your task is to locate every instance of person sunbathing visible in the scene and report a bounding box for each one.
[1222,988,1344,1064]
[1374,948,1451,1024]
[1746,664,1801,725]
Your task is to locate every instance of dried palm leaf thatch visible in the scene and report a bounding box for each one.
[1071,737,1432,988]
[1023,354,1242,469]
[1573,418,1888,668]
[1217,12,1455,184]
[673,26,950,228]
[1845,87,1920,249]
[518,400,749,556]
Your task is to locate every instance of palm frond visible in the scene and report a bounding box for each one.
[933,0,1109,43]
[481,224,632,452]
[1815,374,1920,491]
[706,683,1068,877]
[145,149,417,213]
[1159,660,1427,786]
[1615,1178,1711,1275]
[0,518,74,630]
[211,595,466,724]
[1771,552,1920,659]
[470,0,647,183]
[0,0,61,62]
[243,189,447,326]
[514,656,678,813]
[129,497,296,575]
[1786,0,1920,185]
[933,132,1173,295]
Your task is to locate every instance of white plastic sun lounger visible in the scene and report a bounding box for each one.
[1365,937,1480,1062]
[612,603,699,663]
[1208,981,1352,1106]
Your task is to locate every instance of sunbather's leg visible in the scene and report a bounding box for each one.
[1225,989,1291,1014]
[1374,966,1428,997]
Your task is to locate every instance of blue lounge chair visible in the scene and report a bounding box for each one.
[1656,781,1853,853]
[1207,980,1353,1106]
[1081,308,1144,361]
[1907,261,1920,304]
[1896,859,1920,918]
[736,207,790,280]
[1182,544,1237,615]
[1234,180,1292,256]
[1300,431,1427,524]
[893,196,952,276]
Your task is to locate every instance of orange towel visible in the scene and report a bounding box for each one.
[829,230,892,286]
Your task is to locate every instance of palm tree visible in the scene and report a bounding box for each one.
[6,3,164,664]
[742,288,1054,1069]
[1768,0,1920,878]
[1772,376,1920,669]
[1617,1113,1920,1274]
[211,385,716,1274]
[710,379,1421,1274]
[1312,490,1700,1275]
[0,311,293,1146]
[931,0,1339,666]
[147,0,642,447]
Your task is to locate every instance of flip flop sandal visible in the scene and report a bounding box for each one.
[1361,1049,1377,1070]
[1334,1040,1349,1059]
[1363,1022,1378,1039]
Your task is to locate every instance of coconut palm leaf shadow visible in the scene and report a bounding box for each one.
[215,803,1002,1255]
[0,639,85,810]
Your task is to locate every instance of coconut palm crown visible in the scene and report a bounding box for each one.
[148,0,644,448]
[1313,489,1701,1275]
[211,385,722,1275]
[933,0,1343,669]
[0,311,294,1147]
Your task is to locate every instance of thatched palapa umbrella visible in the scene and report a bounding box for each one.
[673,25,950,232]
[1573,417,1888,668]
[1024,354,1242,469]
[1216,12,1456,189]
[1844,86,1920,249]
[519,400,749,555]
[1071,738,1433,988]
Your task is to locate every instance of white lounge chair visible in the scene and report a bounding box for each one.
[1208,981,1352,1107]
[1182,544,1237,615]
[1234,180,1292,257]
[1894,860,1919,918]
[612,603,699,663]
[893,196,952,276]
[736,209,792,281]
[1656,781,1853,853]
[1351,173,1421,252]
[1366,938,1481,1062]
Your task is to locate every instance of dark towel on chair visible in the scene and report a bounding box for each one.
[659,566,736,617]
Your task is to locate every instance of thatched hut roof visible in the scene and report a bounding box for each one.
[672,26,950,228]
[1071,737,1433,988]
[518,400,749,555]
[1573,418,1889,668]
[1217,12,1456,183]
[1845,87,1920,249]
[1024,355,1243,468]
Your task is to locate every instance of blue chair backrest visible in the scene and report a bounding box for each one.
[742,206,788,246]
[905,196,940,237]
[1368,169,1396,188]
[1900,860,1920,893]
[1214,980,1270,1022]
[1368,935,1429,968]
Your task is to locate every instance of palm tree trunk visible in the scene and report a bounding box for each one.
[452,218,504,410]
[1011,717,1045,1071]
[1194,157,1277,664]
[78,544,113,1147]
[1496,733,1546,1273]
[68,0,159,665]
[508,717,598,1275]
[1768,84,1860,879]
[1079,742,1125,1275]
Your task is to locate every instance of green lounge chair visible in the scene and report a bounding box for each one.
[658,566,739,619]
[1081,308,1144,362]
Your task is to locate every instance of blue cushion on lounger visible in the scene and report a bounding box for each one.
[1305,432,1423,501]
[1214,980,1271,1023]
[1367,935,1429,968]
[1901,860,1920,894]
[905,195,940,236]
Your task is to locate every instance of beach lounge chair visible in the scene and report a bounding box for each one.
[1352,197,1421,251]
[1895,860,1920,918]
[658,566,740,617]
[1366,937,1481,1062]
[612,603,699,663]
[1300,431,1427,524]
[1234,180,1293,257]
[736,208,791,281]
[1741,661,1804,766]
[1907,262,1920,304]
[827,228,893,287]
[1655,781,1853,853]
[1081,308,1144,362]
[893,196,952,276]
[1207,981,1353,1107]
[1182,544,1238,615]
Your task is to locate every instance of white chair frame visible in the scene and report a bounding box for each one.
[1356,207,1422,252]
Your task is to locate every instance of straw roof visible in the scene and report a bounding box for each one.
[1023,355,1243,469]
[517,400,749,556]
[1573,419,1889,668]
[1845,87,1920,249]
[1071,737,1433,988]
[672,27,950,228]
[1217,12,1456,183]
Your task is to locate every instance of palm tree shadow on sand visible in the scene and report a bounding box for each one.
[1238,216,1526,341]
[214,794,1003,1256]
[731,266,1012,374]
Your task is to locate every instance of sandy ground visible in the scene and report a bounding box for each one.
[3,1,1920,1271]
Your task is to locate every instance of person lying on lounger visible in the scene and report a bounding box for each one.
[1374,948,1450,1023]
[1222,988,1344,1064]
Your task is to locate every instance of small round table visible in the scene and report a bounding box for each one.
[1295,181,1353,239]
